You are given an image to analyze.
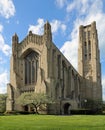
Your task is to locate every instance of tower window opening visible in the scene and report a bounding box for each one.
[89,53,91,60]
[85,54,87,60]
[84,32,86,40]
[84,42,87,54]
[88,40,91,53]
[88,31,90,39]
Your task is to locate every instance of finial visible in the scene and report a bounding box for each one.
[14,33,18,37]
[46,20,49,23]
[29,30,32,35]
[12,33,19,44]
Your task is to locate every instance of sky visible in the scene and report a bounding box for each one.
[0,0,105,100]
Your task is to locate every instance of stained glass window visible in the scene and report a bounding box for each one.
[24,51,38,85]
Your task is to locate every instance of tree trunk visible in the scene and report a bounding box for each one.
[33,104,39,114]
[35,106,39,114]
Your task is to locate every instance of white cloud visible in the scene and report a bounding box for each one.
[0,34,11,56]
[60,20,79,69]
[66,0,102,15]
[0,71,9,93]
[0,57,6,64]
[60,39,78,69]
[55,0,67,8]
[102,76,105,100]
[0,0,15,19]
[60,0,105,70]
[28,18,66,36]
[28,18,45,35]
[66,1,76,13]
[51,19,66,34]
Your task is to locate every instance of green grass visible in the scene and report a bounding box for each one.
[0,115,105,130]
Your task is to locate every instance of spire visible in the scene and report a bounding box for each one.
[12,33,19,55]
[12,33,19,44]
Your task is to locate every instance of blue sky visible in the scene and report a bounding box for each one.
[0,0,105,100]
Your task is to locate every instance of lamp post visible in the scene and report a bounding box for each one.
[84,99,87,115]
[59,97,62,115]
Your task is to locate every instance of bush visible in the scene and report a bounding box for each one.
[4,111,18,115]
[18,111,35,115]
[70,109,101,115]
[0,112,4,116]
[4,110,35,115]
[0,94,7,113]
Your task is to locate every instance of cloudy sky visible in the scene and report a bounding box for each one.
[0,0,105,100]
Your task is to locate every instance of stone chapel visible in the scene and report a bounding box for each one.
[6,21,102,114]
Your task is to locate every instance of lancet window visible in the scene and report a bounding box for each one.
[88,31,90,39]
[24,51,39,85]
[88,40,91,52]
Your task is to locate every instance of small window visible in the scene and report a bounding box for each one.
[85,54,87,60]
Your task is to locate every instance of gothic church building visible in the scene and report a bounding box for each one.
[6,21,102,114]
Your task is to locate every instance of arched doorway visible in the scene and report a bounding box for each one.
[24,105,28,111]
[64,103,71,115]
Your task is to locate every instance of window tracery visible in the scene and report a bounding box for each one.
[24,51,38,85]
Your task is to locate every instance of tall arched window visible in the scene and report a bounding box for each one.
[24,51,39,85]
[84,42,87,54]
[84,42,87,60]
[88,40,91,52]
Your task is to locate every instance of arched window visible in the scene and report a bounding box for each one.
[84,42,87,54]
[24,51,39,85]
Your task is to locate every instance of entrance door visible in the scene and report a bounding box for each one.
[64,103,71,115]
[24,105,28,111]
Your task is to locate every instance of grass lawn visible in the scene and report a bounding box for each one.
[0,115,105,130]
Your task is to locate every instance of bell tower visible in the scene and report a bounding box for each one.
[78,21,102,100]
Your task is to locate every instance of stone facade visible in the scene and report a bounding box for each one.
[6,21,102,114]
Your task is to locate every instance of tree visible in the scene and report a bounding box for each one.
[82,98,103,114]
[17,92,53,114]
[0,94,7,113]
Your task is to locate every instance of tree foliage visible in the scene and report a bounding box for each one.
[17,92,53,114]
[0,94,7,113]
[86,99,103,110]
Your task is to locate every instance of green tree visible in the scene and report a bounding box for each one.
[17,92,53,114]
[83,99,103,114]
[0,94,7,113]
